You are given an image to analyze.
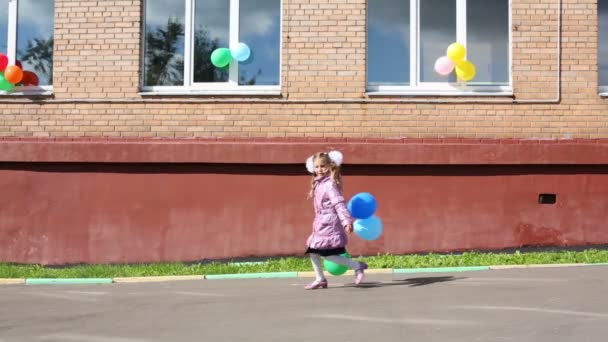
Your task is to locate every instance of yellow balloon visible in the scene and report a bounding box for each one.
[447,43,466,62]
[455,60,476,81]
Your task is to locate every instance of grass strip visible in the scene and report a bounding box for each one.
[1,249,608,279]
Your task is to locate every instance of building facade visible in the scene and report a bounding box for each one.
[1,0,608,265]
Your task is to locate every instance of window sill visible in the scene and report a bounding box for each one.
[139,87,282,97]
[0,86,53,97]
[366,83,513,97]
[367,89,513,97]
[600,92,608,97]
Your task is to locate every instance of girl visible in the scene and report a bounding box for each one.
[304,151,368,290]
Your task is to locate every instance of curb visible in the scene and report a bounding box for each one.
[25,278,113,285]
[205,272,298,280]
[113,275,205,283]
[0,278,25,285]
[394,266,490,273]
[1,263,606,285]
[489,263,585,270]
[297,268,393,278]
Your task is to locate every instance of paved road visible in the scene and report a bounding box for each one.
[1,266,608,342]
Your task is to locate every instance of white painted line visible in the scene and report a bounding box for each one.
[41,334,150,342]
[458,305,608,319]
[308,314,478,326]
[24,291,98,302]
[173,291,228,297]
[64,290,109,296]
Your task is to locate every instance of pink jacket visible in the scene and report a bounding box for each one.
[306,176,354,250]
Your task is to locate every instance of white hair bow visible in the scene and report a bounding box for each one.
[305,150,344,174]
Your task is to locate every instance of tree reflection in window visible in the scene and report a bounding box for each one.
[145,18,184,86]
[19,37,53,84]
[144,19,258,86]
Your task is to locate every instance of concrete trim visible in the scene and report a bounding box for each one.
[25,278,113,285]
[3,138,608,164]
[394,266,490,273]
[2,263,607,286]
[297,269,393,278]
[112,275,204,283]
[205,272,299,280]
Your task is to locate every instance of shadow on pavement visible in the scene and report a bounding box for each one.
[335,276,466,289]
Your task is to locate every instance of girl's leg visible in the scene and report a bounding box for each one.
[324,255,363,269]
[305,253,328,290]
[309,253,325,281]
[324,255,368,285]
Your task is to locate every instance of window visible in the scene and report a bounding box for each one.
[600,0,608,94]
[1,0,54,92]
[142,0,281,94]
[367,0,510,94]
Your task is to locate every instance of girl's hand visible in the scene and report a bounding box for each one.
[345,224,353,234]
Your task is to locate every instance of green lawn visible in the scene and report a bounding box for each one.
[1,249,607,279]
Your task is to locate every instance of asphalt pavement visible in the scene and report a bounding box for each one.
[1,265,607,341]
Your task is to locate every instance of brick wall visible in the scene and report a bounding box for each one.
[0,0,607,139]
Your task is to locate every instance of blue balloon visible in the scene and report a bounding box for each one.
[347,192,377,219]
[354,216,383,241]
[231,42,251,62]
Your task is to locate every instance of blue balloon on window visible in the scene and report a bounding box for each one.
[347,192,377,219]
[231,42,251,62]
[354,215,383,241]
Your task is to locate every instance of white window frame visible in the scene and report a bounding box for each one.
[366,0,512,96]
[600,0,608,96]
[140,0,282,96]
[1,0,53,95]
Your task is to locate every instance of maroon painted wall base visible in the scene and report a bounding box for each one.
[1,163,608,265]
[1,138,608,265]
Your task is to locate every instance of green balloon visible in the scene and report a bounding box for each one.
[210,48,232,68]
[0,74,14,92]
[323,252,351,276]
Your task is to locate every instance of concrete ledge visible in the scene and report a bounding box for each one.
[0,278,25,285]
[112,275,204,283]
[3,137,608,164]
[25,278,113,285]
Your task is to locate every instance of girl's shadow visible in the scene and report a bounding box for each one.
[338,276,465,289]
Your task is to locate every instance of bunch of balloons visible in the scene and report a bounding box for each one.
[0,53,39,92]
[434,42,477,82]
[348,192,383,241]
[210,42,251,68]
[322,192,383,276]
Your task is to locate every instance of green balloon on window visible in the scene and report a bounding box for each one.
[0,74,14,92]
[210,48,232,68]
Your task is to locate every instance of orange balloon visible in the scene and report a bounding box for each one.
[4,65,23,84]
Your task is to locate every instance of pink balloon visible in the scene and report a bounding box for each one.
[434,56,455,76]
